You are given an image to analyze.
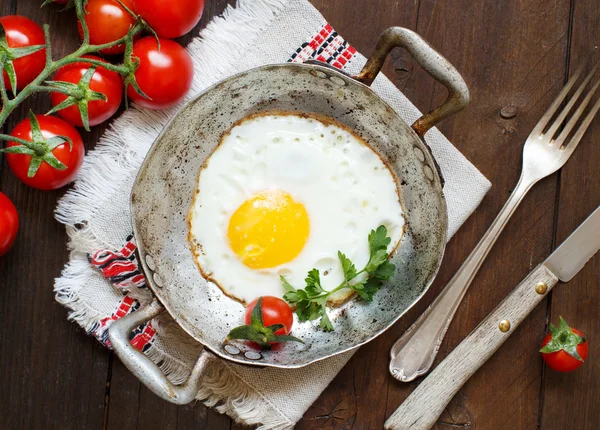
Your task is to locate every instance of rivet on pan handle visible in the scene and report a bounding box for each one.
[108,299,213,405]
[354,27,469,137]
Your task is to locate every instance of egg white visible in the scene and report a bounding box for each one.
[188,113,405,305]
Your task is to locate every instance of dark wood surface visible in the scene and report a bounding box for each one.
[0,0,598,428]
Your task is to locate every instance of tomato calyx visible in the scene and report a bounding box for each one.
[540,316,586,361]
[0,110,72,177]
[0,23,45,94]
[225,297,304,350]
[46,66,108,131]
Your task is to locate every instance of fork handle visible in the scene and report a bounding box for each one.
[384,263,559,429]
[389,174,535,382]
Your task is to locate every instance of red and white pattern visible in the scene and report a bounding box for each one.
[88,237,155,351]
[87,23,355,354]
[289,23,357,69]
[88,234,147,290]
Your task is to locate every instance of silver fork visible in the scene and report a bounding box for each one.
[389,50,600,382]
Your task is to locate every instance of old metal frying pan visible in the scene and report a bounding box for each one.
[108,27,469,404]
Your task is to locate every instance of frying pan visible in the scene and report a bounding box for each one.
[107,27,469,404]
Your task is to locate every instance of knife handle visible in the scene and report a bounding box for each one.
[384,264,559,430]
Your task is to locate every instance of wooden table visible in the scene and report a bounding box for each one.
[1,0,599,428]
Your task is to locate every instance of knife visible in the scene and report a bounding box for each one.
[385,206,600,430]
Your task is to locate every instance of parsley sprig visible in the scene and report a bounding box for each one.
[282,225,396,331]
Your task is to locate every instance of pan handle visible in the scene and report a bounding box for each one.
[354,27,469,137]
[108,299,213,405]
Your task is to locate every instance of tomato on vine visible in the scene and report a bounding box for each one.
[0,192,19,257]
[0,16,46,92]
[127,37,194,110]
[78,0,138,55]
[1,112,84,190]
[49,56,123,130]
[133,0,205,39]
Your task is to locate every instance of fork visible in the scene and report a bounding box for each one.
[389,50,600,382]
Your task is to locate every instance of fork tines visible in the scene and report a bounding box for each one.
[533,47,600,149]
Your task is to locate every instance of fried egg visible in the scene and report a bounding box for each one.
[188,113,405,305]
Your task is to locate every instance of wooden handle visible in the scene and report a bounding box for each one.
[384,264,559,430]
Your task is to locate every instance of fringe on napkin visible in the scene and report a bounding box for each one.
[55,0,296,428]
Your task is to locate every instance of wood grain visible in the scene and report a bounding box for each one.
[540,0,600,429]
[0,0,598,429]
[0,2,109,429]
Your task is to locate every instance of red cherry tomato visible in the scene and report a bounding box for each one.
[541,325,588,373]
[127,37,194,110]
[245,296,294,336]
[133,0,204,39]
[0,192,19,257]
[0,16,45,90]
[51,56,123,128]
[78,0,137,55]
[7,116,85,190]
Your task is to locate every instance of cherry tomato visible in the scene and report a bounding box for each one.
[51,56,123,128]
[245,296,294,336]
[127,37,193,110]
[541,318,588,373]
[0,192,19,257]
[0,16,46,90]
[78,0,137,55]
[134,0,204,39]
[7,115,85,190]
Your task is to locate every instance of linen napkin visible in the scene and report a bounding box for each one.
[54,0,491,428]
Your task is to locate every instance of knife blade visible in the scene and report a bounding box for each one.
[544,206,600,282]
[385,206,600,430]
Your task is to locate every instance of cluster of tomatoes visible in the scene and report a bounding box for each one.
[0,0,203,257]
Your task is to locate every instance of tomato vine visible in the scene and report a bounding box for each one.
[0,0,145,132]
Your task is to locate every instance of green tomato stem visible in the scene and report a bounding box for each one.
[0,0,143,133]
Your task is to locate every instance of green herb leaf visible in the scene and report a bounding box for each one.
[338,251,357,281]
[368,225,391,256]
[365,249,388,273]
[282,224,397,331]
[319,308,333,331]
[295,299,323,322]
[283,289,303,305]
[280,275,295,292]
[371,260,395,280]
[305,268,325,297]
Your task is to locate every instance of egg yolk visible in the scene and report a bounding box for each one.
[228,189,310,269]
